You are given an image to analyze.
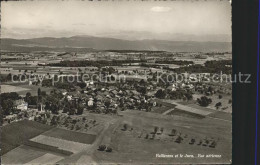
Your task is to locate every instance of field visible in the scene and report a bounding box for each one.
[30,135,90,153]
[2,123,97,164]
[26,153,64,164]
[28,127,97,154]
[208,111,232,121]
[151,106,172,114]
[1,145,65,164]
[2,145,48,164]
[1,120,52,155]
[175,100,231,121]
[1,83,54,95]
[88,110,232,164]
[55,109,232,164]
[1,84,30,93]
[167,108,205,119]
[42,127,96,144]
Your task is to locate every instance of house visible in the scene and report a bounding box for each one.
[131,95,140,101]
[110,90,118,97]
[88,98,94,107]
[96,95,104,101]
[131,90,139,96]
[15,100,28,111]
[67,95,73,101]
[124,90,132,96]
[28,105,37,109]
[96,101,102,107]
[126,102,134,109]
[4,114,18,123]
[102,91,110,96]
[146,91,156,98]
[38,62,46,66]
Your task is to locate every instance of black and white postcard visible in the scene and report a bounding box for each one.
[0,0,233,164]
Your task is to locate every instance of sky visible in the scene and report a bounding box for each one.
[1,1,231,41]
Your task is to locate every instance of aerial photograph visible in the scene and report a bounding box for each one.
[0,0,232,164]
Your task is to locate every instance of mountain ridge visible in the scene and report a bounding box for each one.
[0,35,231,52]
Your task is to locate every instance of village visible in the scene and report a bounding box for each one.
[1,52,232,125]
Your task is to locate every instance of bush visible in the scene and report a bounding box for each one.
[123,123,128,131]
[169,129,176,136]
[228,99,232,104]
[215,102,222,109]
[160,127,164,133]
[75,125,81,130]
[197,96,212,107]
[98,145,106,151]
[155,89,166,99]
[106,147,112,152]
[154,126,158,134]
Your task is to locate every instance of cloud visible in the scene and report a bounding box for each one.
[150,6,172,12]
[72,23,86,26]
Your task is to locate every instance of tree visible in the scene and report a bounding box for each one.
[1,92,20,100]
[218,95,223,99]
[104,99,111,110]
[25,92,32,103]
[215,102,222,109]
[138,87,147,95]
[106,147,112,152]
[27,96,38,106]
[208,86,214,94]
[175,136,183,143]
[68,108,76,115]
[184,92,193,100]
[76,104,84,115]
[63,104,70,113]
[45,101,51,111]
[38,88,42,103]
[77,82,86,89]
[155,89,166,99]
[41,91,47,97]
[228,99,232,104]
[154,126,158,134]
[0,109,3,125]
[1,99,15,115]
[6,73,12,81]
[170,129,177,136]
[50,116,58,126]
[123,123,128,131]
[160,127,164,133]
[197,96,212,107]
[75,125,81,130]
[98,145,106,151]
[42,79,52,87]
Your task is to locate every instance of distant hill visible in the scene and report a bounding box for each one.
[0,35,231,52]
